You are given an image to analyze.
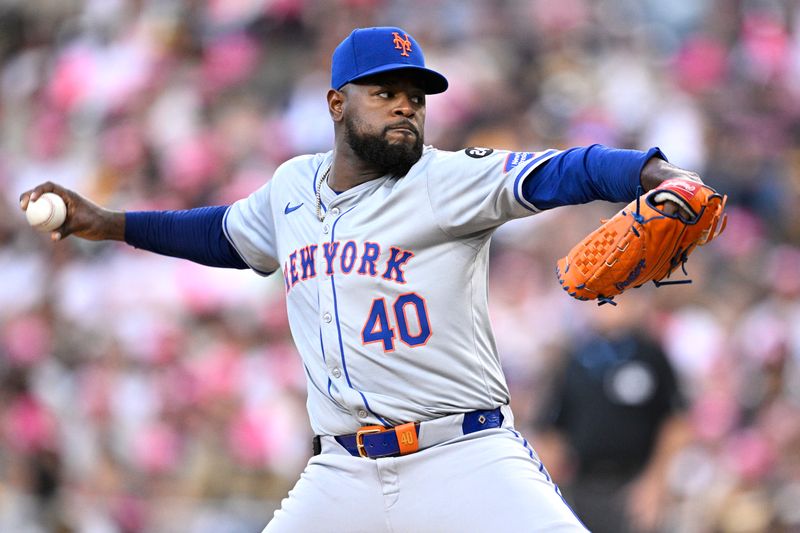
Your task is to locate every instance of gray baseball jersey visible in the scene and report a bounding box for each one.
[224,146,559,436]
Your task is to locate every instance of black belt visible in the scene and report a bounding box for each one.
[312,407,504,459]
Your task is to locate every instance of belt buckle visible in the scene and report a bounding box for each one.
[355,425,385,458]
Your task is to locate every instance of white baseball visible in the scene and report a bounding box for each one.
[26,192,67,232]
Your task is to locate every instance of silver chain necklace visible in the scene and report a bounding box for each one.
[315,165,331,222]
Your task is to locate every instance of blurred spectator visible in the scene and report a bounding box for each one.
[535,297,691,533]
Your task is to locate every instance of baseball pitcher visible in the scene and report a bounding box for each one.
[21,27,711,532]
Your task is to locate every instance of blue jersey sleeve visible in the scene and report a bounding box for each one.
[125,206,250,270]
[521,145,666,210]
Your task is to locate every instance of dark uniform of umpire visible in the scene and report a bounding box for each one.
[540,327,687,533]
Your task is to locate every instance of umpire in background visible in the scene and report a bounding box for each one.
[536,297,692,533]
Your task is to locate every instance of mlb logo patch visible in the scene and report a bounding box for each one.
[503,152,536,173]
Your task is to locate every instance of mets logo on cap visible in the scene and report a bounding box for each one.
[392,32,412,57]
[330,27,449,94]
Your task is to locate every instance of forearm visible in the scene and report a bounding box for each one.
[125,206,249,269]
[639,156,703,192]
[96,210,126,240]
[522,145,666,209]
[639,414,692,482]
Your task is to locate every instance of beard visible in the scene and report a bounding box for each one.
[343,114,424,176]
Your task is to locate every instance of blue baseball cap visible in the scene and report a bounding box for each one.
[331,27,448,94]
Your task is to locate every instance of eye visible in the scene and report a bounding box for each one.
[377,91,391,99]
[411,95,424,105]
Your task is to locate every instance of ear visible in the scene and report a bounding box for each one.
[327,89,345,122]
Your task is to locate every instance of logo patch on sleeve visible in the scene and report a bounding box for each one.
[503,151,536,173]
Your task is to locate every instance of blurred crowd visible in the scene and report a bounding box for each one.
[0,0,799,531]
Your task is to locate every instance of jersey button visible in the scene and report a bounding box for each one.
[330,207,340,216]
[323,312,332,323]
[357,409,368,419]
[322,224,329,234]
[331,367,341,378]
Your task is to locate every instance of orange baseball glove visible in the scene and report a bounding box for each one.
[556,179,727,305]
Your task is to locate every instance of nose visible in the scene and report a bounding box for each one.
[392,93,415,117]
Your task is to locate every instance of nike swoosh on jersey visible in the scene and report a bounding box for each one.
[284,202,303,214]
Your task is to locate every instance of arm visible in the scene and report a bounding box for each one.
[20,182,125,241]
[625,335,693,531]
[20,182,248,269]
[639,156,703,191]
[626,413,692,531]
[521,145,702,210]
[125,208,248,269]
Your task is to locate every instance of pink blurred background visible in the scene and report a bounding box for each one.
[1,1,799,531]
